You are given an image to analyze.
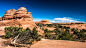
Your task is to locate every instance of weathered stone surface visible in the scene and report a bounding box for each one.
[0,17,2,21]
[0,7,37,30]
[35,20,52,24]
[3,9,16,20]
[15,7,27,14]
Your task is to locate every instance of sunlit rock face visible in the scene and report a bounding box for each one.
[35,20,52,24]
[0,7,37,30]
[3,9,16,20]
[0,17,2,21]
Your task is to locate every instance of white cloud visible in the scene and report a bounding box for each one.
[51,17,81,23]
[54,18,69,20]
[51,21,55,23]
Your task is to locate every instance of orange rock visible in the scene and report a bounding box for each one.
[35,20,52,24]
[0,17,2,21]
[0,7,37,30]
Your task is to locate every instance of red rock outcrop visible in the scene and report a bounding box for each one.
[0,7,37,30]
[3,9,16,20]
[35,20,52,24]
[0,17,2,21]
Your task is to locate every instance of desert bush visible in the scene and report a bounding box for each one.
[26,27,31,31]
[65,28,70,33]
[44,29,49,33]
[42,28,44,30]
[5,32,13,38]
[56,30,75,40]
[73,30,79,35]
[71,28,75,31]
[47,24,52,27]
[77,32,86,39]
[58,24,62,28]
[52,35,58,40]
[4,26,41,45]
[4,26,23,38]
[54,27,60,34]
[45,33,52,39]
[5,26,23,33]
[64,26,66,29]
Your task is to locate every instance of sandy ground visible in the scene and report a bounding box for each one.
[31,39,86,48]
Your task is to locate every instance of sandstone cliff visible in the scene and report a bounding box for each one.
[0,17,2,21]
[0,7,37,30]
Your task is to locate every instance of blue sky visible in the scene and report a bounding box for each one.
[0,0,86,23]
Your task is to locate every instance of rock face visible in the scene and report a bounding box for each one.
[3,9,16,20]
[0,17,2,21]
[35,20,52,24]
[0,7,37,30]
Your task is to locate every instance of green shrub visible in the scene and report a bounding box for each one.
[26,27,31,31]
[4,26,41,44]
[42,28,44,30]
[47,24,52,27]
[73,30,79,35]
[71,28,75,31]
[4,26,23,38]
[44,29,49,33]
[54,27,60,34]
[65,28,70,33]
[45,33,52,38]
[5,32,13,38]
[37,36,42,41]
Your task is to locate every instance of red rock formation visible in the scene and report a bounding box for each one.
[0,7,37,30]
[3,9,16,20]
[35,20,52,24]
[0,17,2,21]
